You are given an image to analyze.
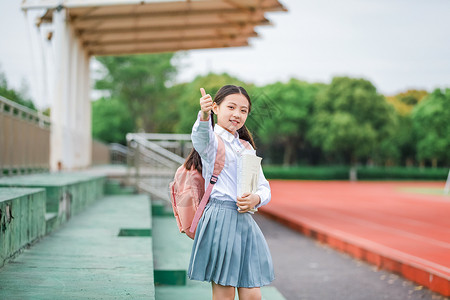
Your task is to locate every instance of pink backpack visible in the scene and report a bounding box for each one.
[169,133,251,239]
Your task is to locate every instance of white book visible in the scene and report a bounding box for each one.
[239,154,262,213]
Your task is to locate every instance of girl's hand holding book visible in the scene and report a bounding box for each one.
[237,193,261,213]
[199,87,213,121]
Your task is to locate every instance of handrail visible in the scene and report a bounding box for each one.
[127,133,185,165]
[109,143,129,155]
[133,133,191,141]
[0,95,51,129]
[1,95,51,176]
[137,145,179,169]
[125,132,193,201]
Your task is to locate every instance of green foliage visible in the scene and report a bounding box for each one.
[90,59,448,168]
[263,165,448,180]
[263,165,349,180]
[153,82,186,133]
[390,115,415,165]
[384,90,428,165]
[307,76,399,165]
[356,166,448,180]
[91,97,134,144]
[412,88,450,166]
[386,89,428,115]
[0,67,36,110]
[252,79,325,165]
[95,53,177,132]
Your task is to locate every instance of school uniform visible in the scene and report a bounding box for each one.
[187,111,274,288]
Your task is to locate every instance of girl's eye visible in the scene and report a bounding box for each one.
[241,110,248,114]
[228,106,234,110]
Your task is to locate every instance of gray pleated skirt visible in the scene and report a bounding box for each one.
[187,198,275,288]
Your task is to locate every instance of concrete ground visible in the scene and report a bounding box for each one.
[254,214,449,300]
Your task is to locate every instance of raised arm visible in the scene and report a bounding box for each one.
[191,88,217,163]
[199,88,212,121]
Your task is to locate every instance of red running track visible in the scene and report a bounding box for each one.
[260,180,450,296]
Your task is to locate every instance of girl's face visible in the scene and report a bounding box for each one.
[212,93,250,136]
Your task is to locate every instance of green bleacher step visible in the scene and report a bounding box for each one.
[152,216,192,286]
[104,180,136,195]
[0,194,155,298]
[154,270,187,286]
[151,199,174,216]
[0,173,105,233]
[0,188,46,268]
[118,228,152,237]
[44,212,58,234]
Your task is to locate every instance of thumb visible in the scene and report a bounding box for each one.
[200,88,206,97]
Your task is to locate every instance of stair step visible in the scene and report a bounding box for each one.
[0,194,155,298]
[0,188,46,267]
[44,212,58,234]
[151,199,173,216]
[152,216,192,286]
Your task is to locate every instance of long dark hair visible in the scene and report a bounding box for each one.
[184,85,256,172]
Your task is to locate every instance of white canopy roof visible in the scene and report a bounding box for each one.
[22,0,287,56]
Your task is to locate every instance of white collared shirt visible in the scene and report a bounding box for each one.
[191,111,271,208]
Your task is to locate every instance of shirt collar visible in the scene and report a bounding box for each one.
[214,124,239,143]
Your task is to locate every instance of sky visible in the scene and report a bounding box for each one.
[1,0,449,109]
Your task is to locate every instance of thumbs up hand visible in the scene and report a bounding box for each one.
[200,88,213,121]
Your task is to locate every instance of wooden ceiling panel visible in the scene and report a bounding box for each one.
[23,0,286,56]
[77,21,269,35]
[81,26,257,43]
[72,12,267,31]
[91,42,250,56]
[88,38,249,56]
[69,1,231,18]
[71,9,267,24]
[83,31,257,48]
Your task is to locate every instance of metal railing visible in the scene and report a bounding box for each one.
[109,143,129,165]
[126,133,192,201]
[0,96,51,176]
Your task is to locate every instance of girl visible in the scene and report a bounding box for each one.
[186,85,274,300]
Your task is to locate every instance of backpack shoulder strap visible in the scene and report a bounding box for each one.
[211,133,226,181]
[189,133,225,233]
[239,139,253,150]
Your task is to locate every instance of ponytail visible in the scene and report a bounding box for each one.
[184,148,203,172]
[237,125,256,149]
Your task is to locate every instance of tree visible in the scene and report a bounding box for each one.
[95,53,177,132]
[386,90,428,166]
[91,97,135,144]
[412,88,450,167]
[0,67,36,110]
[253,79,325,166]
[307,77,399,169]
[386,89,428,116]
[154,82,187,133]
